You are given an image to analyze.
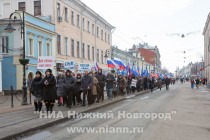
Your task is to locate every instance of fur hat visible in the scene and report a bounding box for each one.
[45,69,52,74]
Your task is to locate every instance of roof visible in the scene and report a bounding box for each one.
[139,48,155,66]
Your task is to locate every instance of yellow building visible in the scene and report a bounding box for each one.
[55,0,115,72]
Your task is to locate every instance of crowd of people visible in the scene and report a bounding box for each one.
[190,77,208,89]
[29,69,173,113]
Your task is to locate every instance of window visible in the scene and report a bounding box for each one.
[71,11,74,25]
[97,49,99,62]
[87,21,90,32]
[38,41,42,56]
[77,15,80,27]
[77,41,80,58]
[92,46,95,61]
[92,24,95,35]
[101,51,103,63]
[101,30,103,40]
[108,34,110,44]
[65,7,68,21]
[34,1,41,16]
[0,36,8,54]
[46,43,51,56]
[97,27,99,37]
[65,37,68,55]
[57,35,61,54]
[82,18,85,30]
[28,38,33,56]
[71,39,74,57]
[18,2,25,11]
[105,32,107,42]
[57,3,61,17]
[88,45,90,60]
[82,43,85,59]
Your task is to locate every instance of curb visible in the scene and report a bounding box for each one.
[1,89,151,140]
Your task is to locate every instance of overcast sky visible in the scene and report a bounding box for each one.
[81,0,210,72]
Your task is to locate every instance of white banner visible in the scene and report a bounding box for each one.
[64,61,75,69]
[78,63,91,72]
[131,79,137,87]
[37,56,54,69]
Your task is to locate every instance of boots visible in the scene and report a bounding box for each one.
[34,102,38,113]
[45,102,50,112]
[38,101,42,112]
[49,103,54,113]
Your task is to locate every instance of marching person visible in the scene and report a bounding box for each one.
[92,72,98,103]
[56,72,66,106]
[42,69,56,113]
[75,73,83,105]
[95,69,106,103]
[81,70,93,106]
[165,77,170,90]
[149,77,155,93]
[158,78,162,90]
[117,74,126,95]
[64,70,75,108]
[106,72,115,100]
[191,78,195,89]
[195,77,200,89]
[30,71,43,113]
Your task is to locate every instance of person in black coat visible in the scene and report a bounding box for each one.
[64,70,76,108]
[165,77,170,90]
[42,69,56,113]
[30,71,43,113]
[81,70,93,106]
[149,77,155,93]
[95,69,106,103]
[75,73,82,105]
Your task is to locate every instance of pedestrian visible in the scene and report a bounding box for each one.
[56,72,66,106]
[149,77,155,93]
[205,77,208,85]
[112,74,118,98]
[92,72,98,103]
[131,74,136,93]
[191,79,195,89]
[42,69,56,113]
[143,76,148,90]
[165,77,170,90]
[106,72,115,100]
[75,73,82,105]
[95,69,106,103]
[81,70,93,106]
[158,78,162,90]
[64,70,76,108]
[195,77,200,89]
[30,71,43,113]
[117,74,126,95]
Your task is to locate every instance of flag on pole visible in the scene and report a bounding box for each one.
[94,61,100,71]
[107,58,120,69]
[113,58,126,70]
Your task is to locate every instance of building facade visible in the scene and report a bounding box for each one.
[0,54,2,92]
[0,0,114,72]
[203,12,210,85]
[0,12,56,90]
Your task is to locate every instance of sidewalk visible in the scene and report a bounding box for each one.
[0,89,151,140]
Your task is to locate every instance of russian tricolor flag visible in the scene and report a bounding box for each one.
[107,58,119,69]
[94,61,100,71]
[113,58,126,70]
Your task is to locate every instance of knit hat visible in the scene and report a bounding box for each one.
[36,71,42,76]
[45,69,52,74]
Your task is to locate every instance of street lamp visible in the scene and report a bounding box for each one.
[5,11,29,105]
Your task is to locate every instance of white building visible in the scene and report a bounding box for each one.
[203,12,210,86]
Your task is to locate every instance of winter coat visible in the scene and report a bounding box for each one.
[64,76,75,91]
[106,74,115,89]
[158,79,162,88]
[112,78,117,91]
[93,77,98,95]
[81,75,93,90]
[165,78,170,85]
[149,79,155,89]
[95,73,106,87]
[75,77,82,93]
[30,77,43,98]
[42,75,57,101]
[56,76,66,97]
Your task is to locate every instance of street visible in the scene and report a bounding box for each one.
[22,82,210,140]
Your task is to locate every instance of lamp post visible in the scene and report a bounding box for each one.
[5,11,29,105]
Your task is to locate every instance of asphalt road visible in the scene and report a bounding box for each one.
[21,83,210,140]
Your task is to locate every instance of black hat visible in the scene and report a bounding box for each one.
[45,69,52,74]
[36,71,42,76]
